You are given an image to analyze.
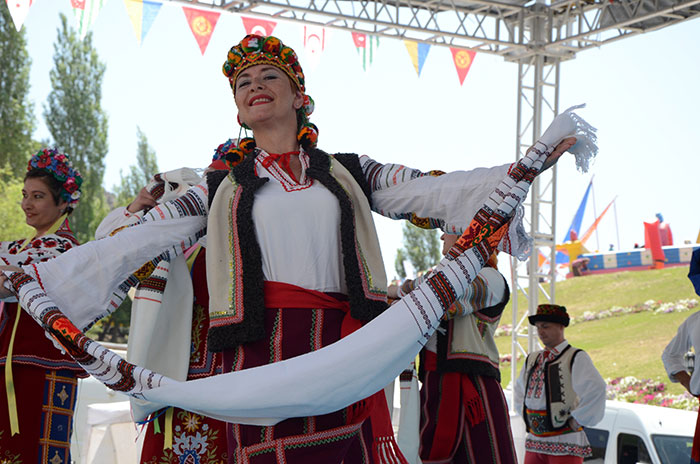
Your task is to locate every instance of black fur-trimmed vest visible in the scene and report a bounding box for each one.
[204,148,388,352]
[523,344,582,434]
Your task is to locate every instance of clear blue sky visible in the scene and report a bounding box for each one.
[17,0,700,280]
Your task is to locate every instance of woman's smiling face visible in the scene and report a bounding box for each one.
[234,65,303,131]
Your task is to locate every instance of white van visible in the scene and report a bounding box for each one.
[582,400,695,464]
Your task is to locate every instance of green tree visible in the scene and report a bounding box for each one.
[0,4,36,176]
[113,127,159,207]
[44,14,108,243]
[394,222,442,278]
[0,167,32,241]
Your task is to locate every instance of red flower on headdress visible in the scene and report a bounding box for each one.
[262,37,281,54]
[64,178,79,194]
[37,153,52,168]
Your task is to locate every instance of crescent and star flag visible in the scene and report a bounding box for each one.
[450,47,476,85]
[5,0,33,31]
[352,32,379,71]
[182,6,221,55]
[241,16,277,36]
[303,24,326,71]
[124,0,162,45]
[404,40,431,76]
[71,0,105,39]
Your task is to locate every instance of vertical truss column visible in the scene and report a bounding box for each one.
[509,21,561,402]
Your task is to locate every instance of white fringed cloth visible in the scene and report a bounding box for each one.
[2,106,597,426]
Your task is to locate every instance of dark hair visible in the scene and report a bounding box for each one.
[24,169,73,215]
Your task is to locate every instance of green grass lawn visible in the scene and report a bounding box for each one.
[495,266,698,397]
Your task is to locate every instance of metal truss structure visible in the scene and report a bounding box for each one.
[171,0,699,392]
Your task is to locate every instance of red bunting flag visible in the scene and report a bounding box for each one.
[182,6,220,55]
[450,48,476,85]
[351,32,366,49]
[241,16,277,36]
[351,32,378,71]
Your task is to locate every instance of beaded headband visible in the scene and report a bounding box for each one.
[27,148,83,207]
[222,35,319,161]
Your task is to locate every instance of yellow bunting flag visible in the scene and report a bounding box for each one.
[124,0,163,45]
[403,40,430,77]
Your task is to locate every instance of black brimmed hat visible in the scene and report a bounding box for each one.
[529,304,570,327]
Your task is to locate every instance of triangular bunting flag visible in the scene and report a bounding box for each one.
[403,40,431,76]
[450,48,476,85]
[6,0,33,31]
[241,16,276,36]
[71,0,106,39]
[351,32,378,71]
[303,25,325,71]
[124,0,162,45]
[182,6,220,55]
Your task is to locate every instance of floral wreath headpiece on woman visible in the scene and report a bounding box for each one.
[222,34,318,166]
[27,148,83,208]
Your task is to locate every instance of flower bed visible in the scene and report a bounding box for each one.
[606,376,698,411]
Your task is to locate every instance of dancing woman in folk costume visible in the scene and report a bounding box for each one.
[0,149,85,463]
[0,35,596,464]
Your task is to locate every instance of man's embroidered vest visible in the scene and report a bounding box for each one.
[523,345,582,433]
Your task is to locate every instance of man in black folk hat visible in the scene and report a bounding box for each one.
[514,304,606,464]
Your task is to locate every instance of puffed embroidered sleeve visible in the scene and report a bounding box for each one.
[359,155,511,234]
[570,351,606,427]
[662,311,700,396]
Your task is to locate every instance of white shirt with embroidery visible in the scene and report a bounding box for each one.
[252,150,345,293]
[514,340,606,457]
[662,311,700,396]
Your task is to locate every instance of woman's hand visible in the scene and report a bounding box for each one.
[126,187,157,213]
[540,137,577,172]
[0,265,23,299]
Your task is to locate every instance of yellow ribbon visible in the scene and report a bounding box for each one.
[164,407,174,450]
[4,302,22,435]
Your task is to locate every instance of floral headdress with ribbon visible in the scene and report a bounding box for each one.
[221,34,318,169]
[27,148,83,208]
